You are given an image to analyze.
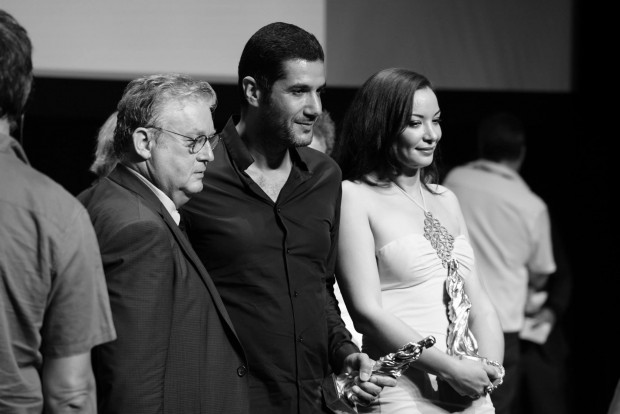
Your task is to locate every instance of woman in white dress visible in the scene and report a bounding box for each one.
[332,68,505,413]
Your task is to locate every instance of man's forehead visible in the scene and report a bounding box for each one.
[158,96,212,115]
[157,98,213,125]
[279,59,325,85]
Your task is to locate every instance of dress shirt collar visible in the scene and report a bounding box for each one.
[124,166,180,225]
[467,159,520,181]
[0,132,29,165]
[221,116,311,175]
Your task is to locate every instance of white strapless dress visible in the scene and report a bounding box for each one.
[358,234,494,413]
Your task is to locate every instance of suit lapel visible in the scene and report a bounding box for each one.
[108,165,241,340]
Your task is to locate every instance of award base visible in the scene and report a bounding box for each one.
[323,374,358,414]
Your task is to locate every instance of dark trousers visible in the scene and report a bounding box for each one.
[490,332,520,414]
[513,339,570,414]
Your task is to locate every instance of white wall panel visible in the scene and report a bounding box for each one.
[2,0,325,82]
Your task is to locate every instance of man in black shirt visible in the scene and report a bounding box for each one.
[183,22,396,414]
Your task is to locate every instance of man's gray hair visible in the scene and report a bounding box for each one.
[113,73,217,157]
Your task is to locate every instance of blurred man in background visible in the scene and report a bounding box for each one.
[0,9,116,413]
[443,112,556,414]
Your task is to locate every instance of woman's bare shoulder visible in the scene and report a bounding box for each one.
[432,183,460,205]
[343,180,387,213]
[343,179,368,193]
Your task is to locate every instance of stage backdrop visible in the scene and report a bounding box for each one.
[4,0,571,91]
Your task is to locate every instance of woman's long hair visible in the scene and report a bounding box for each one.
[332,68,440,191]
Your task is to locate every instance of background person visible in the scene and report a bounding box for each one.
[443,111,556,414]
[89,110,118,178]
[78,73,249,414]
[332,67,504,413]
[514,212,572,414]
[308,110,336,155]
[182,22,396,414]
[0,9,116,413]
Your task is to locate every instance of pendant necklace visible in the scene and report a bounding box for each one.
[392,180,483,360]
[391,181,454,268]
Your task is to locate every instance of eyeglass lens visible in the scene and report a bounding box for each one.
[191,134,219,154]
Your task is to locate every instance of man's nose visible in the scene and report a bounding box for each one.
[305,92,322,116]
[197,142,215,162]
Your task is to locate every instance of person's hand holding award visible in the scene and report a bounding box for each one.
[332,336,436,412]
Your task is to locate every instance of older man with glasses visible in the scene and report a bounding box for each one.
[78,73,249,414]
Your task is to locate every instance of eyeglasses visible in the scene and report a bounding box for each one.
[146,126,220,154]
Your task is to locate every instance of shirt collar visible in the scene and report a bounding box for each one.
[467,159,519,180]
[221,116,311,174]
[125,167,180,225]
[0,132,30,165]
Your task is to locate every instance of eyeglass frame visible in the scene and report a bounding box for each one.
[145,125,220,154]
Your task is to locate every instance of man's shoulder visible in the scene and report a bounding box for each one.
[443,163,483,185]
[79,178,160,226]
[0,154,87,227]
[298,147,341,179]
[78,177,120,210]
[515,189,549,217]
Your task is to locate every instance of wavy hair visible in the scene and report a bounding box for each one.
[113,73,216,158]
[332,68,440,191]
[90,111,118,177]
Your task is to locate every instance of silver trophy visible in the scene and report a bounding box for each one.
[333,336,436,411]
[369,336,436,378]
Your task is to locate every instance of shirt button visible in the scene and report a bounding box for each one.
[298,335,304,343]
[237,365,247,377]
[277,208,281,213]
[286,249,290,254]
[294,290,299,297]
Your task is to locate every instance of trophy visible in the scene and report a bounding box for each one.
[445,259,504,392]
[366,336,436,378]
[327,336,436,413]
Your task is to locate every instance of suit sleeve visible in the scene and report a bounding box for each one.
[94,219,176,413]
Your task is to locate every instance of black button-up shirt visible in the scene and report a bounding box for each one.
[182,117,358,414]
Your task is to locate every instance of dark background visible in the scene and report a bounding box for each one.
[16,1,614,412]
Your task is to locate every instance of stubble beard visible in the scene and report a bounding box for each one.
[260,97,312,148]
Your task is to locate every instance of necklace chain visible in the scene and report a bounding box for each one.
[392,182,484,362]
[392,182,455,268]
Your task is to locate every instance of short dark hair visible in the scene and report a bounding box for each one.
[113,73,216,158]
[477,112,525,162]
[333,68,439,190]
[0,10,33,131]
[237,22,324,109]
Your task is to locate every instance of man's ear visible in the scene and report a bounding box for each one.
[242,76,261,108]
[131,127,153,160]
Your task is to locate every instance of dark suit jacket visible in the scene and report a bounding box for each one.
[78,165,249,414]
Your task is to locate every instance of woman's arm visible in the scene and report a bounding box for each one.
[337,181,492,397]
[450,189,505,379]
[464,269,504,364]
